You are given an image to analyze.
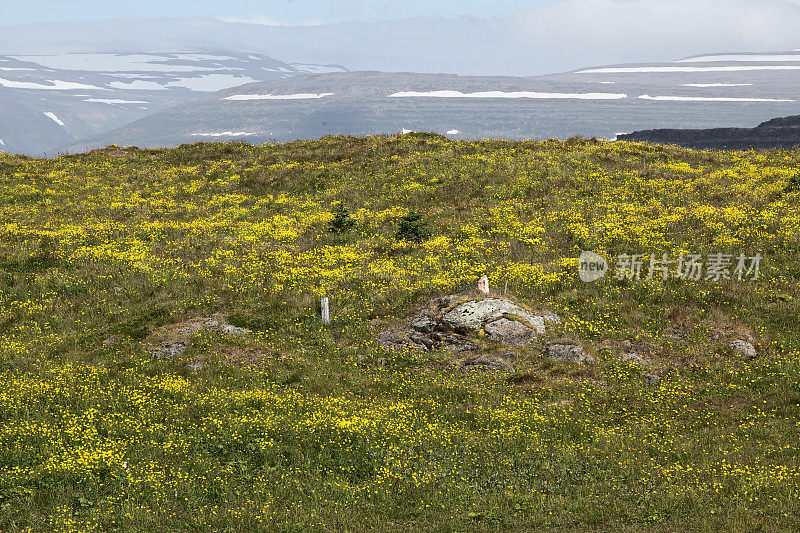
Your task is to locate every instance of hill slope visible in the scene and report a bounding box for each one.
[618,115,800,149]
[0,136,799,530]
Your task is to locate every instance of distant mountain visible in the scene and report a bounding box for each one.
[0,50,346,154]
[3,15,800,79]
[617,116,800,149]
[0,16,669,78]
[62,51,800,153]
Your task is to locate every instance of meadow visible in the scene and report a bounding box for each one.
[0,134,799,531]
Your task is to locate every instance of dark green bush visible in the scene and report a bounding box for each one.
[395,211,431,242]
[329,202,356,234]
[787,173,800,192]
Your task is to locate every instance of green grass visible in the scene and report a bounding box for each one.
[0,134,798,531]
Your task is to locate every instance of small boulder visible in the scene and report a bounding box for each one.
[484,318,535,347]
[730,339,757,359]
[642,373,662,386]
[219,324,250,336]
[620,352,650,366]
[542,342,595,364]
[443,335,480,352]
[151,341,187,359]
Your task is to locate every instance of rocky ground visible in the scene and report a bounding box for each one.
[376,293,760,383]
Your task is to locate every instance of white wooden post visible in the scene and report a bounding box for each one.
[321,297,330,324]
[504,279,508,296]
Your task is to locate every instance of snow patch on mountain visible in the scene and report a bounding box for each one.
[638,94,794,102]
[164,74,259,92]
[579,66,800,73]
[224,92,334,100]
[43,112,65,126]
[84,98,150,104]
[0,78,105,90]
[161,53,237,62]
[107,80,168,91]
[678,54,800,63]
[683,83,753,87]
[106,74,161,79]
[190,132,257,137]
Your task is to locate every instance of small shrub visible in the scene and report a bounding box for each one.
[786,173,800,192]
[329,202,356,234]
[395,211,431,242]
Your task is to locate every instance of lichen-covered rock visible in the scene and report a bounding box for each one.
[219,324,251,336]
[442,298,553,333]
[177,318,250,337]
[484,318,535,347]
[730,339,757,359]
[542,342,595,364]
[151,341,187,359]
[620,352,650,366]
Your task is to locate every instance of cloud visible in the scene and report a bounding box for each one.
[221,0,800,76]
[220,15,325,26]
[513,0,800,67]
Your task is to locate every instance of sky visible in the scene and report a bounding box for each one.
[2,0,537,26]
[3,0,800,76]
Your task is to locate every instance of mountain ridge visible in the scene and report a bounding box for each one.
[0,49,347,155]
[61,60,800,153]
[618,115,800,149]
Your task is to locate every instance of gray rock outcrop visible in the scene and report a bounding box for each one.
[379,295,560,353]
[441,298,557,335]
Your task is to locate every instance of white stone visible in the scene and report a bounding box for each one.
[477,275,490,295]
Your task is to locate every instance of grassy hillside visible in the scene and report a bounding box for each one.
[0,134,799,531]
